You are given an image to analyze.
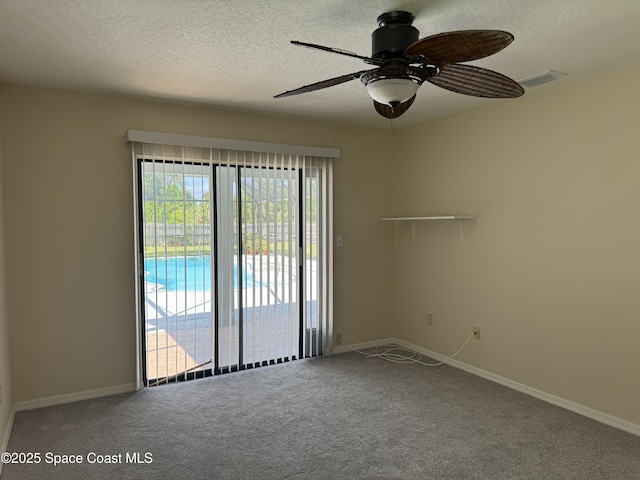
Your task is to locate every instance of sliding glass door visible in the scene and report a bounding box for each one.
[140,161,213,385]
[138,154,324,386]
[216,165,302,371]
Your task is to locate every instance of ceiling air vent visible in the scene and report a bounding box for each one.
[519,70,566,88]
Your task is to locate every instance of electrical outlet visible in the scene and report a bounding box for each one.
[426,314,433,326]
[473,325,481,340]
[336,333,343,345]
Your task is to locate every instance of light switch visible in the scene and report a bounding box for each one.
[336,235,343,247]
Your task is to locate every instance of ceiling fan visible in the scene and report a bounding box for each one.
[274,11,524,119]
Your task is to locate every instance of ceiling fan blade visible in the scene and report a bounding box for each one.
[406,30,514,65]
[373,95,416,119]
[291,41,385,66]
[274,70,372,98]
[428,64,524,98]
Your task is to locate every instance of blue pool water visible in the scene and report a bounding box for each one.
[144,256,255,291]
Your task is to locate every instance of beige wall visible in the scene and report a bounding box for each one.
[392,65,640,426]
[0,85,395,402]
[0,88,13,449]
[1,65,638,429]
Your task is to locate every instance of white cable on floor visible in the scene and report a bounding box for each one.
[339,332,475,367]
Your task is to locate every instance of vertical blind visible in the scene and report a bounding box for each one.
[131,135,335,386]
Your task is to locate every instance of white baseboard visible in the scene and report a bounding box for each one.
[1,383,135,476]
[391,338,640,438]
[14,383,137,412]
[0,406,16,477]
[5,339,639,452]
[333,336,639,437]
[331,337,396,355]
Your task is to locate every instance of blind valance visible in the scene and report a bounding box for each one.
[126,129,340,159]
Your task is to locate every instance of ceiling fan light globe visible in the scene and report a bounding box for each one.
[366,78,419,106]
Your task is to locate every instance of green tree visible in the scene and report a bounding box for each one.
[143,173,209,227]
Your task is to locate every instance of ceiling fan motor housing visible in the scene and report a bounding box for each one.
[372,11,418,61]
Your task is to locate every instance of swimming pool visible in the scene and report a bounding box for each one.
[144,256,256,291]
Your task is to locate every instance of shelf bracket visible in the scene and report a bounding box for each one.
[381,215,476,242]
[410,219,464,241]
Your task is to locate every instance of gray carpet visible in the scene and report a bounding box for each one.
[2,351,640,480]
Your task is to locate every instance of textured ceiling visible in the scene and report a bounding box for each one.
[1,0,639,128]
